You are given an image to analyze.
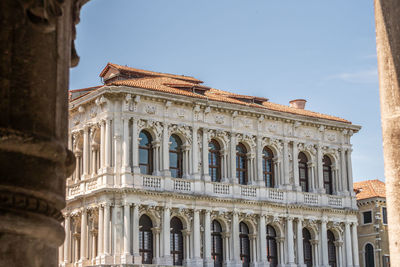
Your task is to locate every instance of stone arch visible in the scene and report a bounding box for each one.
[303,224,319,240]
[170,211,191,230]
[327,226,342,241]
[211,216,230,232]
[240,218,257,234]
[139,210,160,228]
[267,221,284,238]
[139,127,157,142]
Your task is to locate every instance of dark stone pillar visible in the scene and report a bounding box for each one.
[375,0,400,264]
[0,1,87,266]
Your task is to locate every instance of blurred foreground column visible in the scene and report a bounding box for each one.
[375,0,400,264]
[0,0,87,266]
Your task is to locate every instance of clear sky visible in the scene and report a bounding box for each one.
[70,0,381,182]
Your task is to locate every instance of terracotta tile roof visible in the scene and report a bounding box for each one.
[100,63,203,84]
[71,63,353,124]
[353,179,386,200]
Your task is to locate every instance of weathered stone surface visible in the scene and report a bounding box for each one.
[375,0,400,265]
[0,0,86,266]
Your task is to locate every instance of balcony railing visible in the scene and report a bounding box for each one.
[66,173,354,209]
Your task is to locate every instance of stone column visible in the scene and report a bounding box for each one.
[104,204,110,256]
[293,141,300,190]
[231,212,240,264]
[132,204,141,262]
[375,2,400,263]
[183,145,190,178]
[222,232,231,264]
[286,216,295,265]
[104,119,112,170]
[346,149,354,194]
[98,206,104,258]
[80,209,88,261]
[121,117,132,179]
[152,227,161,263]
[249,234,257,264]
[308,162,315,192]
[310,239,319,266]
[152,141,161,175]
[258,215,267,264]
[230,133,237,183]
[340,148,348,194]
[276,237,285,265]
[352,222,360,267]
[74,233,80,263]
[122,203,132,263]
[334,240,344,267]
[131,118,141,174]
[64,216,71,263]
[321,219,329,267]
[182,229,191,263]
[162,207,172,264]
[256,137,264,186]
[91,144,98,176]
[74,151,82,181]
[296,218,304,266]
[203,210,212,266]
[192,209,201,265]
[100,120,105,169]
[162,124,171,176]
[192,127,200,179]
[0,0,81,264]
[202,128,210,181]
[317,144,324,193]
[344,222,353,266]
[282,140,290,188]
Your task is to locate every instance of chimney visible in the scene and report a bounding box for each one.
[289,99,307,109]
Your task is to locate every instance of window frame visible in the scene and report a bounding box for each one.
[170,217,184,266]
[236,143,248,185]
[169,134,183,178]
[239,222,250,267]
[139,214,153,264]
[363,210,373,225]
[209,140,222,182]
[266,224,278,267]
[262,147,274,188]
[323,155,333,195]
[382,207,388,225]
[364,243,375,267]
[327,230,337,267]
[303,228,313,267]
[298,152,309,192]
[139,130,153,175]
[211,220,223,267]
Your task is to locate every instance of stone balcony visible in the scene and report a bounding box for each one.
[66,173,357,210]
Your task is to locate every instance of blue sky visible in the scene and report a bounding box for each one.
[70,0,381,182]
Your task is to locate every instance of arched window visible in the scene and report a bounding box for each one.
[211,220,223,267]
[236,143,248,185]
[139,215,153,264]
[266,225,278,267]
[170,217,184,266]
[262,147,274,188]
[365,243,375,267]
[169,135,183,178]
[303,228,313,267]
[209,140,221,182]
[139,130,153,174]
[327,230,337,267]
[298,152,309,192]
[323,156,333,194]
[239,222,250,267]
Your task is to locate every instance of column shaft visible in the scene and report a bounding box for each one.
[193,210,201,259]
[64,216,71,263]
[347,149,354,193]
[286,217,295,264]
[230,133,237,182]
[317,144,324,191]
[202,128,210,180]
[98,206,104,256]
[352,223,360,266]
[293,141,299,189]
[258,215,267,262]
[122,117,131,171]
[321,220,328,266]
[104,204,110,255]
[345,222,353,266]
[192,127,199,178]
[162,207,171,260]
[83,127,89,177]
[80,209,88,260]
[296,219,304,265]
[204,211,212,262]
[340,148,348,193]
[162,124,170,175]
[283,140,290,186]
[123,204,131,255]
[105,119,111,168]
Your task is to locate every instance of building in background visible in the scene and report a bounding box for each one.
[60,63,361,267]
[354,179,390,267]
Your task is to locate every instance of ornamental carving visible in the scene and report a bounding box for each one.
[326,132,337,142]
[137,119,163,140]
[168,124,192,144]
[214,114,225,125]
[145,105,156,114]
[237,133,256,149]
[266,122,279,133]
[176,109,185,118]
[89,105,98,118]
[208,130,230,147]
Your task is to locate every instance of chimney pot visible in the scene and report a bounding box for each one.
[289,99,307,109]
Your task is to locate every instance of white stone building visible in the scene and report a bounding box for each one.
[60,63,361,267]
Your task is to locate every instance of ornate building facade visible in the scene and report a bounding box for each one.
[354,180,390,267]
[60,63,361,267]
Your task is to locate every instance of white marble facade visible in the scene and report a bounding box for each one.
[61,83,361,267]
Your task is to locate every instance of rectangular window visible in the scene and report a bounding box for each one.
[383,255,390,267]
[363,211,372,224]
[382,207,388,224]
